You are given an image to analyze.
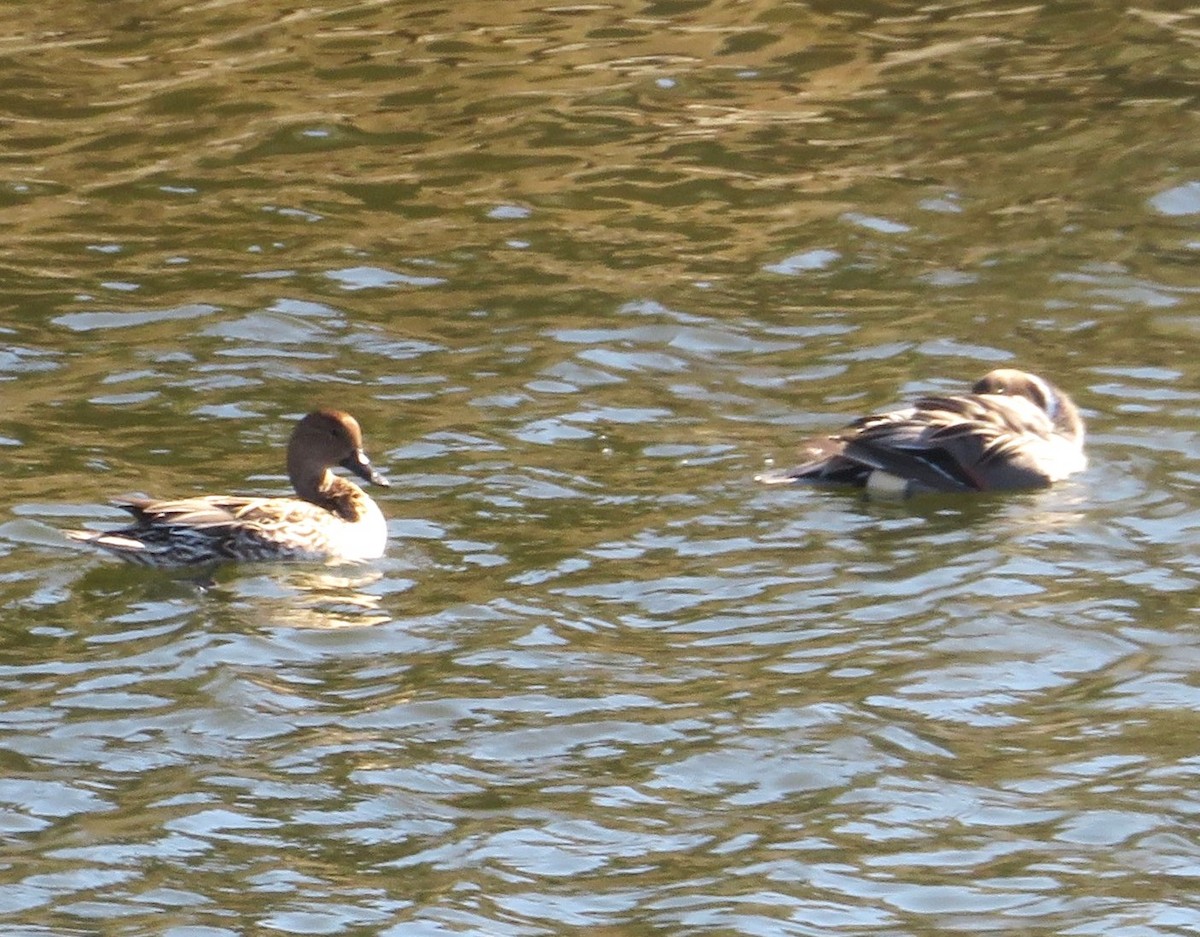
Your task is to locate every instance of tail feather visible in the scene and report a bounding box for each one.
[65,528,151,555]
[756,436,874,487]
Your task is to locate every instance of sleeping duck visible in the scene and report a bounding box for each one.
[756,368,1086,497]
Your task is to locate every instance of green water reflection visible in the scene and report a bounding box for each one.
[1,2,1199,935]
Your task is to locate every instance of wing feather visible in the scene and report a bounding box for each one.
[760,384,1080,494]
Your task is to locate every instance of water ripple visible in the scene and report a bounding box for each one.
[2,1,1200,934]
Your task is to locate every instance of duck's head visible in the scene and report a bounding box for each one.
[287,409,389,495]
[972,369,1085,442]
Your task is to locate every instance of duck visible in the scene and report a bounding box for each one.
[755,368,1086,497]
[65,409,389,567]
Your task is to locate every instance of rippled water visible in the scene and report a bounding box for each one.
[4,2,1200,935]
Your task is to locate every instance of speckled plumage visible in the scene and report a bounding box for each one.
[756,369,1086,497]
[66,409,389,567]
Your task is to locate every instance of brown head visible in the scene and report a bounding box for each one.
[286,409,389,502]
[972,369,1085,442]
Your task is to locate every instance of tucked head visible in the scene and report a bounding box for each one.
[973,368,1051,404]
[288,409,389,492]
[972,368,1084,441]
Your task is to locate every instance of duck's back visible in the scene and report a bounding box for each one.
[71,489,387,566]
[758,385,1086,496]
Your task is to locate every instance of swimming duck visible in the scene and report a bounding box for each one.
[755,368,1086,497]
[66,409,389,566]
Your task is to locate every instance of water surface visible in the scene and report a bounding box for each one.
[3,2,1200,935]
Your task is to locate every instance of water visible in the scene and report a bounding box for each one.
[3,2,1200,934]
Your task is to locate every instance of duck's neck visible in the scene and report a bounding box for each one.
[293,468,369,522]
[1051,395,1086,445]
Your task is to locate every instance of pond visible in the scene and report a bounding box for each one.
[2,2,1200,935]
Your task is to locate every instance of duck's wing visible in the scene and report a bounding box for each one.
[66,496,336,566]
[758,393,1065,494]
[137,496,348,556]
[930,394,1085,487]
[845,395,1024,492]
[116,495,255,528]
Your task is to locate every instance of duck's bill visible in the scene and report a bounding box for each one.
[341,449,390,487]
